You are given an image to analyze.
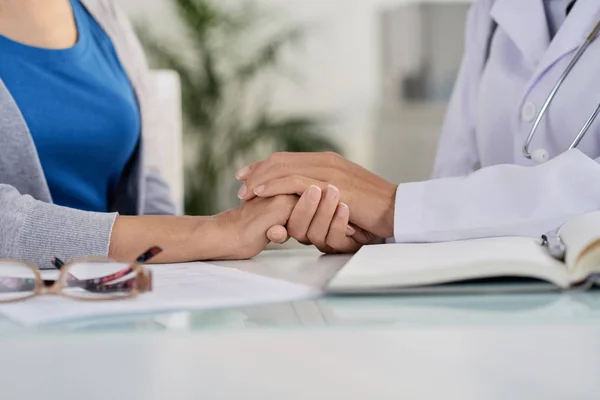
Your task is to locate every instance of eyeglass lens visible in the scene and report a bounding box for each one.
[0,263,37,301]
[59,261,138,299]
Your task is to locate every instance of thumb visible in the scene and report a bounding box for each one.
[267,225,290,244]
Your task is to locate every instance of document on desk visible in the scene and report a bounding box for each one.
[0,262,320,326]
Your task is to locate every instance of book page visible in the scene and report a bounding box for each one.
[327,237,570,293]
[0,262,320,326]
[560,211,600,282]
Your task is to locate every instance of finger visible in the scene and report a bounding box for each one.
[235,161,262,181]
[350,225,375,245]
[306,185,340,251]
[240,174,328,202]
[346,224,357,236]
[241,154,332,199]
[326,203,362,253]
[253,178,359,242]
[314,240,335,254]
[253,175,328,198]
[266,225,290,244]
[287,185,322,243]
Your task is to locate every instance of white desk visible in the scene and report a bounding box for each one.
[1,328,600,399]
[0,249,599,399]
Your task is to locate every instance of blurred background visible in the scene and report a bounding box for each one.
[117,0,471,215]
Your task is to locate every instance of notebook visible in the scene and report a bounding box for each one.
[327,212,600,294]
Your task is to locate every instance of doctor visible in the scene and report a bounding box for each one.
[236,0,600,253]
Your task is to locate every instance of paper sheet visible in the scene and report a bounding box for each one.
[0,262,320,326]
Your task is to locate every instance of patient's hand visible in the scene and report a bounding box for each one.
[214,195,297,260]
[276,185,378,254]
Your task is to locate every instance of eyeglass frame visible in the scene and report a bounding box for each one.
[0,246,161,303]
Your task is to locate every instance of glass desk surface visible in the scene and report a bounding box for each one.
[1,249,600,400]
[0,248,598,334]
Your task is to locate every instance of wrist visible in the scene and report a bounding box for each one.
[187,214,236,261]
[378,182,397,239]
[109,215,226,263]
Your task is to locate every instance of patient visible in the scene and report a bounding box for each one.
[0,0,351,268]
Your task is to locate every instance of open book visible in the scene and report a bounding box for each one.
[327,212,600,294]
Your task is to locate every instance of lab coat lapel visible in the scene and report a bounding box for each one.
[490,0,549,66]
[531,0,600,80]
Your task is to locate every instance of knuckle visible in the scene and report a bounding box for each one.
[285,194,297,207]
[284,195,298,213]
[269,152,286,163]
[324,151,341,165]
[269,198,293,217]
[316,245,330,254]
[292,175,305,186]
[286,223,305,240]
[331,169,345,182]
[323,245,338,255]
[265,154,277,167]
[306,230,324,248]
[289,230,305,242]
[271,195,285,205]
[272,194,294,206]
[326,236,343,251]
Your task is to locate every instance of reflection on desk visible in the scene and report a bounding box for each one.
[1,248,599,333]
[35,291,600,334]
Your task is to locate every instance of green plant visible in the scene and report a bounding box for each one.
[137,0,341,215]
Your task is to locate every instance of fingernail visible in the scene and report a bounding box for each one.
[236,166,250,180]
[307,185,321,202]
[346,225,356,236]
[338,203,349,217]
[237,184,247,199]
[254,185,265,195]
[327,185,339,201]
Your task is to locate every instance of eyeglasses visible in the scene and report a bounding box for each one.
[0,247,162,303]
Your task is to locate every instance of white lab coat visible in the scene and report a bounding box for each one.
[393,0,600,242]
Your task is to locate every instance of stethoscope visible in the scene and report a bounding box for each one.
[523,20,600,164]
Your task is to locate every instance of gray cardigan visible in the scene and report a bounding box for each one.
[0,0,176,268]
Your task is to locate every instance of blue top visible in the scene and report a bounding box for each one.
[0,0,140,212]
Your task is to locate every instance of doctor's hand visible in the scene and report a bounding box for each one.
[214,195,296,260]
[236,152,397,240]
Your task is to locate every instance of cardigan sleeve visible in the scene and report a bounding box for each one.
[0,184,117,269]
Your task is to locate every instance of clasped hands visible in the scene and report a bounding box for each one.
[229,152,397,256]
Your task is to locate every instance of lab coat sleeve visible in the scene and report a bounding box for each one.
[393,149,600,242]
[431,0,492,178]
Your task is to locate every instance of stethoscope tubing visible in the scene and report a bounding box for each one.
[522,20,600,162]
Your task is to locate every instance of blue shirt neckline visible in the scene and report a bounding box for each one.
[0,0,141,212]
[0,0,90,63]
